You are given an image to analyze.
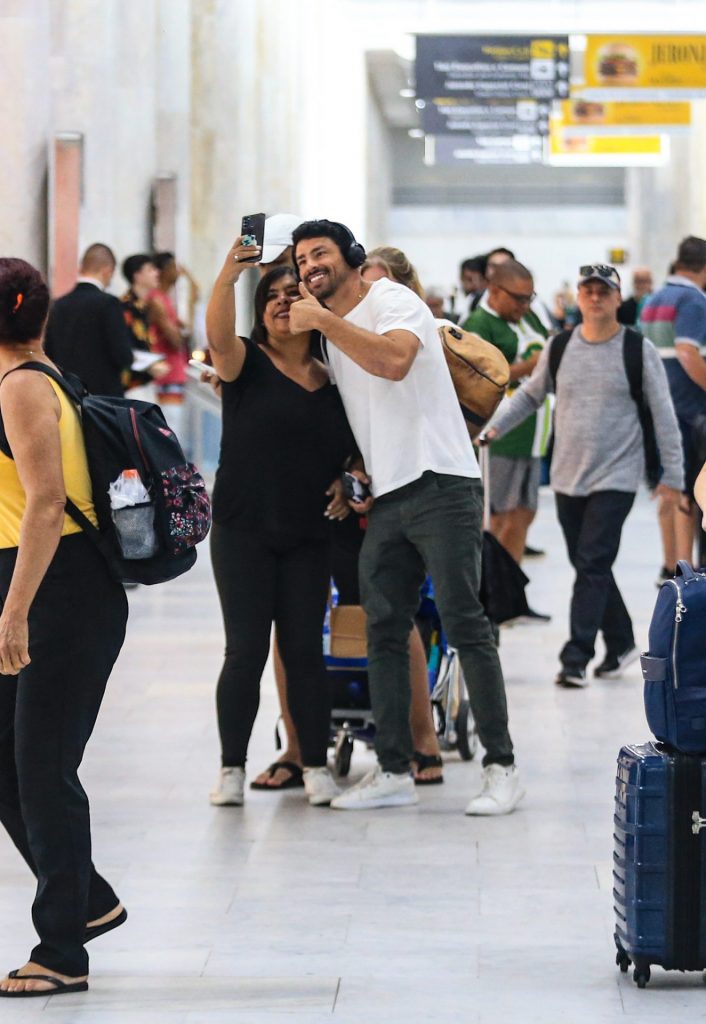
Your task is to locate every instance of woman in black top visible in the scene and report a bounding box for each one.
[205,236,355,808]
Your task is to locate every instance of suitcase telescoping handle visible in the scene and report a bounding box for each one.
[479,442,491,532]
[676,560,698,582]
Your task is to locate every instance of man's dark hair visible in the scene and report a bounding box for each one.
[152,251,176,271]
[675,236,706,273]
[487,246,515,262]
[122,254,154,284]
[492,260,533,287]
[0,258,50,344]
[461,255,488,276]
[80,243,116,273]
[291,220,362,266]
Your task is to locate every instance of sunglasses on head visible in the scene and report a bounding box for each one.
[579,264,620,282]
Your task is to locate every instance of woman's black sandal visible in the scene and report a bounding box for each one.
[412,751,444,786]
[250,761,304,790]
[0,970,88,997]
[85,905,128,943]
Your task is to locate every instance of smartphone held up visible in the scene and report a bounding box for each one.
[240,213,266,261]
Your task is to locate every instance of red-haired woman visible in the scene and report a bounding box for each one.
[0,259,127,997]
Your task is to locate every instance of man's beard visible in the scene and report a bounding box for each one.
[308,267,343,302]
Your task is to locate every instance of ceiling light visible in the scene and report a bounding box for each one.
[399,87,416,98]
[408,128,425,139]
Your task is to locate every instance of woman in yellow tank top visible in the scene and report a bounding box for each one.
[0,258,128,998]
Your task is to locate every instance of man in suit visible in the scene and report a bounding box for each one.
[45,243,134,396]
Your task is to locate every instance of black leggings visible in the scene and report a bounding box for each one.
[0,533,128,977]
[210,522,331,768]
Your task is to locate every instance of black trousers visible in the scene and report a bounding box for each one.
[359,474,513,773]
[555,490,635,670]
[0,533,128,976]
[210,522,331,768]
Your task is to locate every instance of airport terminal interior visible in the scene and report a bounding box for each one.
[4,0,706,1019]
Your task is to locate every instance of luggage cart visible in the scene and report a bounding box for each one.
[326,580,479,777]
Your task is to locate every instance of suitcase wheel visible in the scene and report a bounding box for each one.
[334,732,354,777]
[633,966,650,988]
[615,949,631,974]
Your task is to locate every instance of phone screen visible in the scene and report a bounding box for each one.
[240,213,266,261]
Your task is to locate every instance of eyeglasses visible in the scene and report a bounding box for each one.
[579,264,620,283]
[496,285,536,305]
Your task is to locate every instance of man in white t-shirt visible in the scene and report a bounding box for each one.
[290,220,523,815]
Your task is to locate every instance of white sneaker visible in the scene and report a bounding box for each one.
[303,766,341,806]
[330,766,418,810]
[209,767,245,806]
[465,764,525,816]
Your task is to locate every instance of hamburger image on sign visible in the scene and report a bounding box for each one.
[597,43,640,85]
[572,100,607,124]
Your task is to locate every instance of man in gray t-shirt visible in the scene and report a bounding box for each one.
[484,264,685,688]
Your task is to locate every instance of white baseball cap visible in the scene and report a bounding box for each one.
[261,213,305,264]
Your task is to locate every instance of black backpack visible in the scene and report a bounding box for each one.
[0,362,211,585]
[548,327,662,489]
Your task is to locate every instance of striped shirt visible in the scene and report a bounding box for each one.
[639,275,706,422]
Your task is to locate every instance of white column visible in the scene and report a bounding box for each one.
[0,0,51,268]
[627,102,706,280]
[50,0,160,275]
[157,0,192,265]
[189,0,371,289]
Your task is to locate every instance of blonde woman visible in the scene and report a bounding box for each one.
[362,247,425,298]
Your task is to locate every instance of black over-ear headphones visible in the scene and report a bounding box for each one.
[331,222,367,268]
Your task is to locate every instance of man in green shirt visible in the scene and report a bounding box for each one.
[464,261,551,568]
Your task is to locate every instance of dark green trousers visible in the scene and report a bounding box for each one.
[359,472,514,774]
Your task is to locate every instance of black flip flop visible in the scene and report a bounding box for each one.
[250,760,304,791]
[0,970,88,998]
[412,751,444,786]
[85,906,127,943]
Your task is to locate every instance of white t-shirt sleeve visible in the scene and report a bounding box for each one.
[368,284,429,346]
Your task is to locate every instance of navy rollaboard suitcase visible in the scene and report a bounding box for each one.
[613,742,706,987]
[641,560,706,753]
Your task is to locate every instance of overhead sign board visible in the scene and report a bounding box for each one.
[577,35,706,99]
[416,35,570,101]
[547,113,667,166]
[425,134,544,166]
[421,98,552,136]
[559,99,691,136]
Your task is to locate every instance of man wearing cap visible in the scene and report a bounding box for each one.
[234,212,304,341]
[484,264,684,688]
[260,213,305,270]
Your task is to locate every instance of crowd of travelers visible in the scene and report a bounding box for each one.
[1,216,706,996]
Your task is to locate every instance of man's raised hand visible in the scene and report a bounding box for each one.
[288,282,326,333]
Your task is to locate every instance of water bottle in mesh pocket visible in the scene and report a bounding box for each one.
[111,502,159,559]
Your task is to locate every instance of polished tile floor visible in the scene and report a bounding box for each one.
[1,490,704,1021]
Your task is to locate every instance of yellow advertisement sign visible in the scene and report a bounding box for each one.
[560,99,691,136]
[547,114,666,165]
[580,35,706,98]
